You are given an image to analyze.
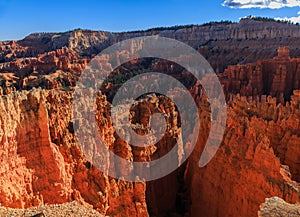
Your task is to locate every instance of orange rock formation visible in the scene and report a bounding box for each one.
[220,47,300,103]
[0,89,149,217]
[0,86,298,216]
[0,24,300,216]
[185,92,300,217]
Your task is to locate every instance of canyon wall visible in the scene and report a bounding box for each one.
[220,47,300,102]
[3,19,300,72]
[0,86,298,217]
[16,19,300,55]
[185,91,300,217]
[0,20,300,217]
[0,81,299,217]
[0,88,149,217]
[0,87,186,217]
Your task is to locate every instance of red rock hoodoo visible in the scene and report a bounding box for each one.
[219,46,300,103]
[0,21,300,216]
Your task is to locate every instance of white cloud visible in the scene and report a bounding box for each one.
[223,0,300,9]
[275,11,300,23]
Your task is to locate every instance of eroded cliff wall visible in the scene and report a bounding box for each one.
[0,21,300,217]
[2,19,300,73]
[185,91,300,217]
[220,47,300,102]
[0,88,149,217]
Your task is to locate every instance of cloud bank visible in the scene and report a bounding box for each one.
[276,11,300,23]
[223,0,300,9]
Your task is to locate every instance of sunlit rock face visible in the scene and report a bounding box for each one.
[185,92,300,217]
[0,89,150,217]
[0,88,299,217]
[0,20,300,217]
[219,47,300,103]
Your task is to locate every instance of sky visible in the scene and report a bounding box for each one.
[0,0,300,41]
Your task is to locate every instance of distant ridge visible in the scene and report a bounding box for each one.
[2,17,300,73]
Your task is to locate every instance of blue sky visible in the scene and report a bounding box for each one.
[0,0,299,41]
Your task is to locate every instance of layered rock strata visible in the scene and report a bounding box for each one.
[0,88,149,217]
[0,87,299,217]
[185,92,300,217]
[220,47,300,102]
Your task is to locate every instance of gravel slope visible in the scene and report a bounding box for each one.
[0,201,107,217]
